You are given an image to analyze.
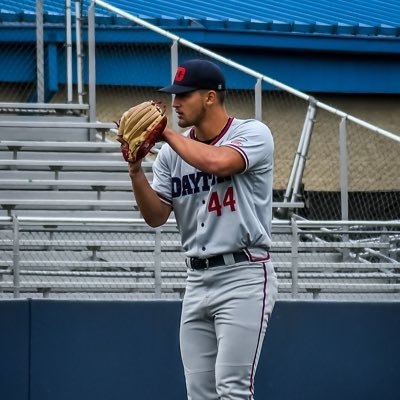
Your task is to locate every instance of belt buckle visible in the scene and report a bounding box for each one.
[186,257,209,270]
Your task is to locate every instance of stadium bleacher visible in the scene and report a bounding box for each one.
[0,106,398,301]
[0,0,399,301]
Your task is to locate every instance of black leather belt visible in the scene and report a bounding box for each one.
[186,251,249,270]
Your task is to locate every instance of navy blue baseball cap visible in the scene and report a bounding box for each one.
[159,59,226,94]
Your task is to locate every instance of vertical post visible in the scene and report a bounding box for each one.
[36,0,45,103]
[291,217,299,299]
[154,228,162,298]
[339,117,349,221]
[282,122,306,204]
[170,40,179,131]
[380,226,389,257]
[290,98,317,203]
[88,1,97,136]
[255,78,262,121]
[75,0,84,104]
[339,117,350,259]
[12,215,21,299]
[281,97,316,210]
[65,0,73,103]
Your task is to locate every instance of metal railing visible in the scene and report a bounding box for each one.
[87,0,400,220]
[0,1,399,302]
[1,0,399,220]
[1,216,399,300]
[92,0,400,144]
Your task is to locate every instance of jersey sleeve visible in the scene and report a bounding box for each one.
[151,144,173,207]
[221,119,274,173]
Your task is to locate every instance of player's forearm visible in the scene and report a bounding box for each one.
[130,168,170,227]
[162,128,228,176]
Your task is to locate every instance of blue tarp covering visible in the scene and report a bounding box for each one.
[1,0,399,37]
[0,0,399,93]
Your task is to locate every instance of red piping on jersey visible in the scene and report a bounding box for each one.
[157,192,172,206]
[189,117,234,144]
[249,262,268,399]
[244,248,271,262]
[223,143,249,170]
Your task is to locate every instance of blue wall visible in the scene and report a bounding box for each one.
[1,299,399,400]
[1,24,400,96]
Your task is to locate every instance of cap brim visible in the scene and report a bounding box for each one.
[158,84,198,94]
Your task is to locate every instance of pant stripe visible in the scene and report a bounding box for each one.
[248,262,268,399]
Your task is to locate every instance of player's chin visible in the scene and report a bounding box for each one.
[177,118,191,128]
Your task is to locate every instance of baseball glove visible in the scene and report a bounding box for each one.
[116,100,167,162]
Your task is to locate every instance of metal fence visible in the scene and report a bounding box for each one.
[0,0,399,301]
[1,0,399,220]
[1,216,399,300]
[88,0,400,221]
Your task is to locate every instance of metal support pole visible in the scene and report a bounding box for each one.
[36,0,45,103]
[339,117,349,221]
[65,0,73,103]
[290,99,317,203]
[283,126,306,204]
[75,0,84,104]
[88,1,97,139]
[170,40,179,131]
[283,98,317,203]
[276,98,317,218]
[291,217,299,299]
[380,226,389,257]
[154,228,162,298]
[12,215,21,298]
[255,78,262,121]
[339,117,350,259]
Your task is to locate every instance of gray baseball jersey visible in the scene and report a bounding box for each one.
[151,117,274,259]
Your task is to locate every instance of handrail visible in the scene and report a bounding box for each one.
[93,0,400,144]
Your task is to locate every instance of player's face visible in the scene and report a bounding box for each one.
[172,90,207,128]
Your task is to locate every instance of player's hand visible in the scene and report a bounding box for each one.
[161,127,175,142]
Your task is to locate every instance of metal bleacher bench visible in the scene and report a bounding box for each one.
[0,136,305,215]
[0,120,116,141]
[0,260,187,272]
[0,199,141,214]
[0,179,132,189]
[0,238,183,250]
[0,121,114,130]
[0,140,119,152]
[0,159,145,170]
[0,198,303,214]
[0,280,187,294]
[0,159,304,214]
[0,159,153,182]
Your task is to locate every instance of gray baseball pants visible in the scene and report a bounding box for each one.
[180,260,278,400]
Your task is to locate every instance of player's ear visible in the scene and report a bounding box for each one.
[205,90,217,105]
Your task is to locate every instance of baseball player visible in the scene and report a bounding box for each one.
[128,59,278,399]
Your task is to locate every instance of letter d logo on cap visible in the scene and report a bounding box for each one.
[175,67,186,82]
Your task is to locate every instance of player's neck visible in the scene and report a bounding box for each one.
[194,110,230,142]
